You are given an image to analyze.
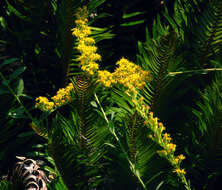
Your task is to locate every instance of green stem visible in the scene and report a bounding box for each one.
[168,68,222,76]
[94,93,147,190]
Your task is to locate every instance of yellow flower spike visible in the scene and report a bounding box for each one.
[72,6,101,75]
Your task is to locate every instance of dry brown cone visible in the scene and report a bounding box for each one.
[9,156,50,190]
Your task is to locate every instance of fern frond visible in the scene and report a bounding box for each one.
[190,72,222,189]
[195,0,222,65]
[71,74,95,149]
[137,29,180,115]
[30,121,48,139]
[173,0,222,68]
[47,114,79,189]
[110,87,170,188]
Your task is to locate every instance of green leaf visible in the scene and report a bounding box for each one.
[0,180,12,190]
[108,121,115,135]
[120,20,145,27]
[0,88,9,95]
[0,17,7,30]
[90,100,98,108]
[2,79,9,86]
[0,58,18,69]
[9,66,26,81]
[88,0,106,14]
[8,106,26,119]
[16,78,24,96]
[122,11,145,19]
[6,0,31,22]
[18,131,35,138]
[155,181,165,190]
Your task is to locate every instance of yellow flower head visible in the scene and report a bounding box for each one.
[97,70,116,87]
[35,96,55,112]
[113,57,150,90]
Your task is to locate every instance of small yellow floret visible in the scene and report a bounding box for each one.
[157,150,168,157]
[167,143,176,152]
[173,168,186,175]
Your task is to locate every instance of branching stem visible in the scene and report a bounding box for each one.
[94,93,147,190]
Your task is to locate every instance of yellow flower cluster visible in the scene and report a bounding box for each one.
[174,154,186,164]
[35,97,55,112]
[97,70,115,87]
[71,6,101,75]
[149,113,187,177]
[35,83,74,112]
[114,58,151,89]
[97,57,151,90]
[71,8,151,91]
[51,83,74,106]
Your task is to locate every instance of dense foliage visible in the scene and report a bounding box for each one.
[1,0,222,189]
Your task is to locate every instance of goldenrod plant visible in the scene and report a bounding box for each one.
[2,0,222,190]
[33,6,191,190]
